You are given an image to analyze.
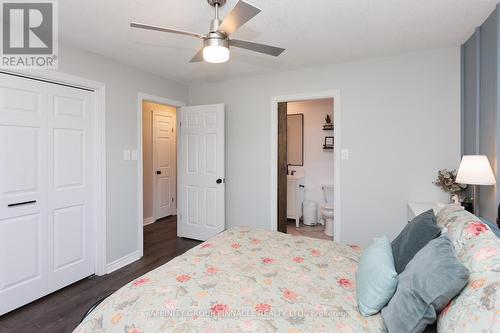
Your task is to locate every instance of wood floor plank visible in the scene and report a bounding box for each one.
[286,219,333,240]
[0,216,200,333]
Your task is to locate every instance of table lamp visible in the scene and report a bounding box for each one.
[456,155,496,215]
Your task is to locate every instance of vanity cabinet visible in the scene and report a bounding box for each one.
[287,175,305,227]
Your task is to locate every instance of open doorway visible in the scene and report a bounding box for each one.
[138,95,226,255]
[272,91,340,242]
[142,101,177,225]
[137,93,185,257]
[283,99,334,240]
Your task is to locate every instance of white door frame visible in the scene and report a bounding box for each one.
[270,90,342,241]
[0,69,107,276]
[136,93,185,257]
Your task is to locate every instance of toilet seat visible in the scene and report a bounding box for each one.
[322,203,333,210]
[320,207,334,218]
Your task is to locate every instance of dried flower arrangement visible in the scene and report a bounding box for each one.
[434,169,467,194]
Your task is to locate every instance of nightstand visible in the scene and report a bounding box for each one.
[407,202,454,222]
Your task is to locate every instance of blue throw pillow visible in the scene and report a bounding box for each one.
[382,235,469,333]
[357,236,398,316]
[392,209,441,273]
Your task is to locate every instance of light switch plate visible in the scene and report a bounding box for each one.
[131,150,138,161]
[341,149,349,160]
[123,150,131,161]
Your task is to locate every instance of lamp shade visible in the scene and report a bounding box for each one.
[456,155,496,185]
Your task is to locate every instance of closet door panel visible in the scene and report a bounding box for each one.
[46,85,95,293]
[0,75,48,315]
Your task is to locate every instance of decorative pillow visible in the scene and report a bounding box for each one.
[479,218,500,238]
[382,235,469,333]
[391,209,441,273]
[437,205,495,245]
[436,204,464,227]
[436,207,500,332]
[356,236,398,316]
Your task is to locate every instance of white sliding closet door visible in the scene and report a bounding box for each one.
[0,76,49,315]
[46,84,95,293]
[0,74,96,315]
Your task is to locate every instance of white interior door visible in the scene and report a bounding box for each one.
[0,74,96,315]
[153,110,176,219]
[178,104,224,240]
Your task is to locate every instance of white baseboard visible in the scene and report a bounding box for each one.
[143,217,155,225]
[106,250,141,274]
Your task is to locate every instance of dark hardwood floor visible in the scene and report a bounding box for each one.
[0,216,200,333]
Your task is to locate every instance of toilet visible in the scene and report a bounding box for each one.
[321,184,334,237]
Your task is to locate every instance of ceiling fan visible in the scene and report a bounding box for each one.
[130,0,285,64]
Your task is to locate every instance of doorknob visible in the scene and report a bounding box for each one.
[216,178,224,184]
[156,171,161,175]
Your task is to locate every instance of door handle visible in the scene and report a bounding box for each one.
[156,171,162,175]
[216,178,224,184]
[8,200,36,207]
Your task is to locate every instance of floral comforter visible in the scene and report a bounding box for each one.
[74,227,386,333]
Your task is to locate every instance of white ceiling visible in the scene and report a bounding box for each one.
[60,0,498,84]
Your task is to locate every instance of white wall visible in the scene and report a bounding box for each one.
[56,44,188,263]
[287,99,334,219]
[189,47,461,246]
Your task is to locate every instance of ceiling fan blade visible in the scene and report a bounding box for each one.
[130,22,205,39]
[189,48,204,63]
[218,0,261,36]
[230,39,285,57]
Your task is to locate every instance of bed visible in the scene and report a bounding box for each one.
[74,206,500,333]
[74,227,386,332]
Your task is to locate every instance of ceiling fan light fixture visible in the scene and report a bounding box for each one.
[203,38,229,63]
[130,0,285,64]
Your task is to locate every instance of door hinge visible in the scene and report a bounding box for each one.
[172,197,174,203]
[179,121,181,127]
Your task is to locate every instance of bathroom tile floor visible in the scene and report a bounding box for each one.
[287,219,333,240]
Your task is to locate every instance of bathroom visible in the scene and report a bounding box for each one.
[286,98,334,240]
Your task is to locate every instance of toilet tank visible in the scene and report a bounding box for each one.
[322,184,334,203]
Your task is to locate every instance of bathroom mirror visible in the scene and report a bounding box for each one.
[287,114,304,166]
